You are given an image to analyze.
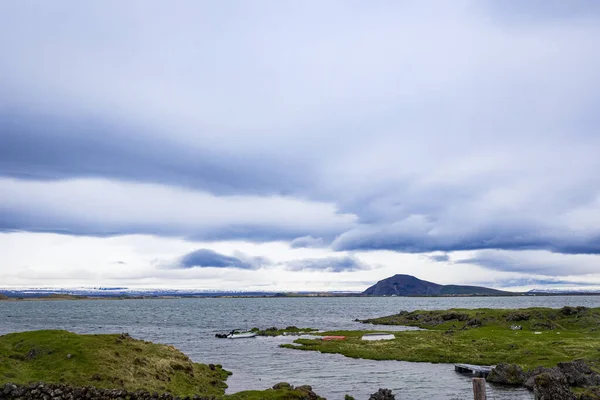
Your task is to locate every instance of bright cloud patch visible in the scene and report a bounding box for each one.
[0,178,356,241]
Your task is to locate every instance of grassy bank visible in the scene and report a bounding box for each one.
[0,330,230,397]
[0,330,322,399]
[282,307,600,369]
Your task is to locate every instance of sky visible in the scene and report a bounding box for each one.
[1,1,600,292]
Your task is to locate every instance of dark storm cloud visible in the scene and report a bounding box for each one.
[287,256,368,272]
[178,249,268,270]
[0,111,305,195]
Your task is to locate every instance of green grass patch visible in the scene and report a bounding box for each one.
[0,330,229,397]
[283,307,600,369]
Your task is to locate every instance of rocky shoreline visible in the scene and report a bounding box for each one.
[488,360,600,399]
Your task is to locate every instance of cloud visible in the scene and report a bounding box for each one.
[0,177,356,240]
[331,218,600,255]
[177,249,268,270]
[1,0,600,288]
[455,250,600,276]
[428,253,450,262]
[290,236,326,249]
[287,256,369,273]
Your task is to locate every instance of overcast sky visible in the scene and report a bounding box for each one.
[1,1,600,291]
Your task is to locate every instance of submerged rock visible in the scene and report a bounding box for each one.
[368,388,395,400]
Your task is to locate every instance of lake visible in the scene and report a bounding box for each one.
[3,295,600,399]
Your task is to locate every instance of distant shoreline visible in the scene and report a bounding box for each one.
[2,292,600,301]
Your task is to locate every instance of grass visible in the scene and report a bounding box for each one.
[0,330,230,397]
[282,307,600,370]
[0,330,325,399]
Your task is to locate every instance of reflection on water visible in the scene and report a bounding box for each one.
[3,296,599,399]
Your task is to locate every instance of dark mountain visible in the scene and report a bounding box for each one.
[363,274,512,296]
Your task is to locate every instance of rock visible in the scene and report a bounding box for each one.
[465,318,482,328]
[524,367,561,390]
[533,372,576,400]
[506,312,531,322]
[560,306,587,316]
[295,385,319,400]
[441,312,469,322]
[26,347,39,360]
[557,359,600,387]
[3,383,17,395]
[488,363,526,385]
[271,382,292,390]
[369,388,395,400]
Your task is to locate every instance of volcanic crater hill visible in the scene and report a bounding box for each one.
[363,274,511,296]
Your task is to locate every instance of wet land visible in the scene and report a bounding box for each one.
[282,306,600,398]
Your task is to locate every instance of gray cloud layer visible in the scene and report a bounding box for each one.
[179,249,268,270]
[1,1,600,268]
[287,256,369,273]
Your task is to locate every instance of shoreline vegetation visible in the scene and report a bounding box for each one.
[283,306,600,398]
[284,306,600,368]
[0,330,324,400]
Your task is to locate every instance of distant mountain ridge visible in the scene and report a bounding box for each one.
[363,274,512,296]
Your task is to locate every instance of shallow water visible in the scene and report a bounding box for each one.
[2,295,599,399]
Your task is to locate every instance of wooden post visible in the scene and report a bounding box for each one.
[473,377,487,400]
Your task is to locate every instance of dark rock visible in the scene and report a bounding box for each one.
[441,312,469,322]
[561,306,583,316]
[26,348,40,360]
[295,385,319,400]
[369,388,395,400]
[506,312,531,322]
[557,359,600,387]
[532,321,557,330]
[271,382,292,390]
[488,363,526,385]
[533,372,576,400]
[525,367,562,390]
[465,318,482,327]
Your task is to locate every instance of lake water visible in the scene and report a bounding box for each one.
[2,295,600,399]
